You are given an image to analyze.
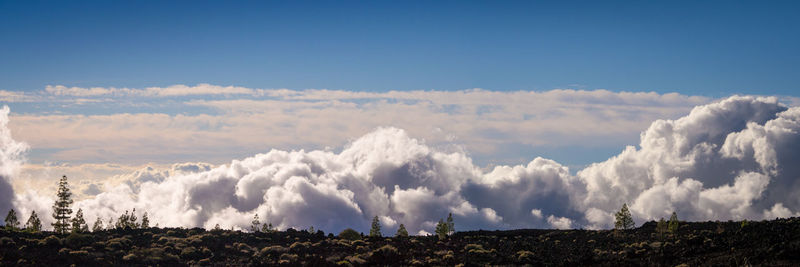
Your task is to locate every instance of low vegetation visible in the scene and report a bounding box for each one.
[2,175,800,265]
[1,217,799,265]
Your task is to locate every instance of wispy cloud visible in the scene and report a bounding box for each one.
[45,84,258,97]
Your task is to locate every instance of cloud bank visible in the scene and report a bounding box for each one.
[4,95,800,235]
[0,106,29,217]
[8,85,707,166]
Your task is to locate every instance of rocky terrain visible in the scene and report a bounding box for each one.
[1,217,799,266]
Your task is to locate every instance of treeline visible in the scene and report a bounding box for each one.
[4,175,459,239]
[4,176,154,234]
[3,175,681,236]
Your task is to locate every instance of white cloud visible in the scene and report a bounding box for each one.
[0,106,29,219]
[531,209,543,219]
[547,215,573,229]
[763,203,800,219]
[45,84,257,97]
[5,94,800,233]
[577,96,800,227]
[11,87,710,169]
[0,90,38,102]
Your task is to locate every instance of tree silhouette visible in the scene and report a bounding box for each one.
[656,217,667,238]
[51,175,74,234]
[4,208,19,230]
[614,203,634,230]
[71,208,88,233]
[92,217,104,232]
[370,216,381,237]
[115,210,129,229]
[446,213,455,235]
[129,208,139,228]
[395,224,409,237]
[435,218,448,240]
[24,211,41,233]
[141,212,150,229]
[668,212,679,233]
[250,214,261,232]
[261,222,274,233]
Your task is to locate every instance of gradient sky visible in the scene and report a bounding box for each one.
[1,0,799,96]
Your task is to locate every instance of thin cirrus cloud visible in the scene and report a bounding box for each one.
[3,85,800,234]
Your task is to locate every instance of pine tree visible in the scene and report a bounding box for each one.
[668,212,679,233]
[435,219,447,240]
[4,208,19,230]
[213,223,222,231]
[395,224,409,237]
[446,213,455,235]
[140,212,149,229]
[250,214,261,232]
[656,217,667,238]
[369,216,381,237]
[261,222,274,233]
[51,175,74,234]
[92,217,104,232]
[614,203,635,230]
[71,208,88,233]
[116,210,130,229]
[129,208,139,228]
[24,211,41,233]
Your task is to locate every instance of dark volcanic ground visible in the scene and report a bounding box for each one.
[1,217,800,266]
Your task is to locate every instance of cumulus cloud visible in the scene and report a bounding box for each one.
[6,95,800,234]
[0,106,29,221]
[547,215,573,229]
[579,96,800,227]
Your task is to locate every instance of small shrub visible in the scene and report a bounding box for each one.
[69,250,89,257]
[466,248,495,264]
[352,240,366,247]
[107,241,123,251]
[516,250,535,263]
[289,241,312,255]
[367,245,400,264]
[344,255,366,265]
[336,260,354,266]
[0,236,15,246]
[65,232,91,248]
[465,243,483,252]
[279,253,299,263]
[181,246,202,260]
[42,235,62,246]
[106,237,132,250]
[123,253,136,261]
[166,230,181,237]
[339,228,361,241]
[234,242,252,253]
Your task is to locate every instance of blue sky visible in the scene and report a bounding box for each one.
[1,0,799,95]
